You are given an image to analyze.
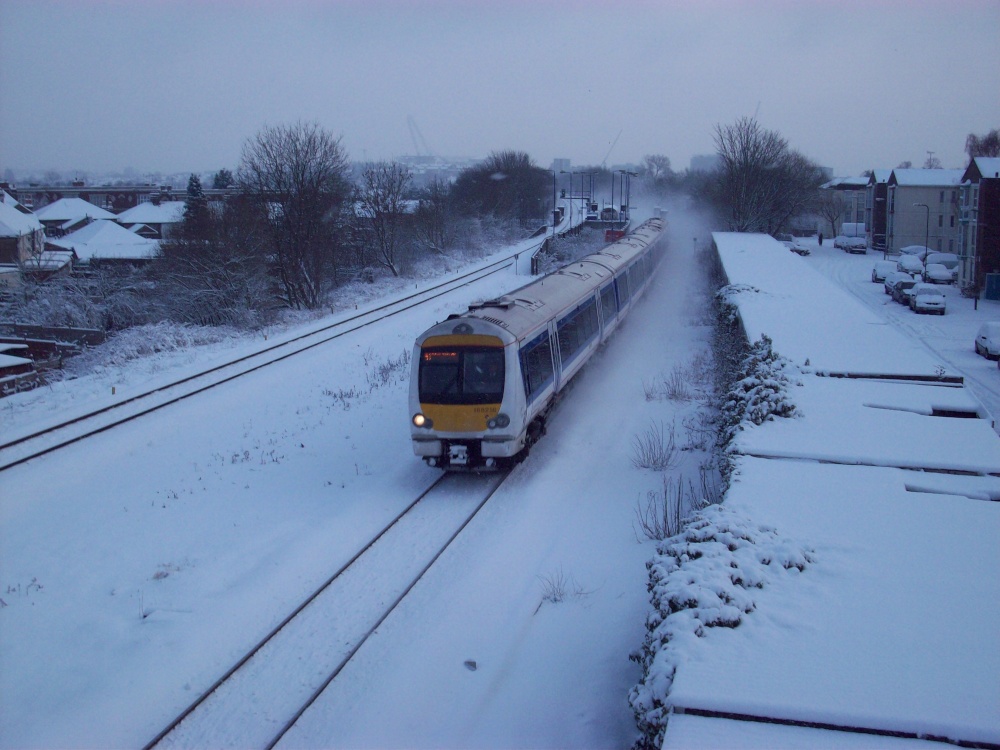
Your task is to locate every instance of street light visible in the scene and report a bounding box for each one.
[560,170,575,230]
[545,169,557,237]
[914,202,930,278]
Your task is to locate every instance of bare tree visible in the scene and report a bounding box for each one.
[710,117,824,234]
[816,190,845,239]
[966,129,1000,159]
[237,122,351,309]
[354,161,412,277]
[413,177,452,254]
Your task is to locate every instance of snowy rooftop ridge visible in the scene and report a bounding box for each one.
[33,197,116,222]
[48,219,159,260]
[115,200,186,225]
[0,198,42,237]
[889,168,964,187]
[713,232,953,379]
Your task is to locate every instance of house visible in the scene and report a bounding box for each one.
[47,219,159,264]
[34,197,116,237]
[885,169,964,255]
[115,200,186,239]
[958,157,1000,294]
[865,169,892,252]
[0,192,45,264]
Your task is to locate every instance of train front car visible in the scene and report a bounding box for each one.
[409,319,524,470]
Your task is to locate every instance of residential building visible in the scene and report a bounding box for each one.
[115,200,186,239]
[957,157,1000,293]
[885,169,963,254]
[33,197,116,237]
[0,192,45,264]
[819,175,868,239]
[865,169,892,252]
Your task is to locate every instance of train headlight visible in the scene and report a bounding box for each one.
[412,413,432,429]
[487,413,510,429]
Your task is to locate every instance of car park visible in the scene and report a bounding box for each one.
[883,271,913,295]
[922,263,953,284]
[897,255,924,275]
[975,322,1000,359]
[908,283,946,315]
[872,260,897,282]
[891,278,918,304]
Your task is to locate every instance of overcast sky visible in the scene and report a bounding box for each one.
[1,0,998,179]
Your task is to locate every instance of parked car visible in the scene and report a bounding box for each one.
[922,263,953,284]
[926,252,959,281]
[897,255,924,275]
[899,245,931,259]
[908,283,946,315]
[891,278,918,304]
[835,235,867,253]
[884,271,913,295]
[872,260,898,282]
[788,238,810,256]
[975,322,1000,359]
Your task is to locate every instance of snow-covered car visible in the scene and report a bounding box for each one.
[897,255,924,275]
[890,278,918,304]
[788,238,811,256]
[974,322,1000,359]
[922,263,953,284]
[899,245,931,260]
[835,235,867,253]
[908,283,946,315]
[926,252,959,281]
[883,271,913,295]
[872,260,897,282]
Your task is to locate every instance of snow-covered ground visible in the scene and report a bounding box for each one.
[2,222,998,749]
[1,204,717,748]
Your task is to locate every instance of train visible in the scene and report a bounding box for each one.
[409,217,667,470]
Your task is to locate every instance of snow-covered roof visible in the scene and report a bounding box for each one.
[115,200,185,225]
[971,156,1000,179]
[34,197,115,223]
[868,169,892,183]
[22,249,75,271]
[0,200,43,238]
[48,219,158,261]
[712,232,950,378]
[889,168,964,187]
[821,175,869,189]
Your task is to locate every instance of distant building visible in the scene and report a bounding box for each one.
[885,169,963,255]
[33,198,116,237]
[115,201,186,239]
[0,192,45,264]
[550,158,571,173]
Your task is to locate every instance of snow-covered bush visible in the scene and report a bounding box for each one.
[718,334,800,482]
[628,504,815,750]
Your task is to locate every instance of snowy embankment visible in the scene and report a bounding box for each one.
[637,233,1000,750]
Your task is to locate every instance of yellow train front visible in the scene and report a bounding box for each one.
[409,320,528,469]
[409,217,666,470]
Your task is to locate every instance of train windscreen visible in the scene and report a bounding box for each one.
[419,347,504,405]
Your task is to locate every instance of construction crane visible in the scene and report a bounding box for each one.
[601,129,622,168]
[407,115,435,159]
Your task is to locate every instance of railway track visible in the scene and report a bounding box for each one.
[144,469,508,750]
[0,250,533,473]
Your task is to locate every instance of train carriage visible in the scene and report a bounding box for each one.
[410,217,665,469]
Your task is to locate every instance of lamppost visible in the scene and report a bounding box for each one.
[560,170,575,230]
[545,169,557,237]
[914,202,930,278]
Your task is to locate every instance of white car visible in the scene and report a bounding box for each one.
[897,255,924,275]
[872,260,897,282]
[899,245,931,259]
[975,322,1000,359]
[835,235,867,253]
[788,238,811,256]
[883,271,913,295]
[908,283,946,315]
[926,253,959,281]
[922,263,952,284]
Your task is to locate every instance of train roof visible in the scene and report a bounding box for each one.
[450,217,665,343]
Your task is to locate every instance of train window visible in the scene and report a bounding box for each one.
[557,298,599,365]
[419,347,504,405]
[600,284,617,322]
[519,333,554,400]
